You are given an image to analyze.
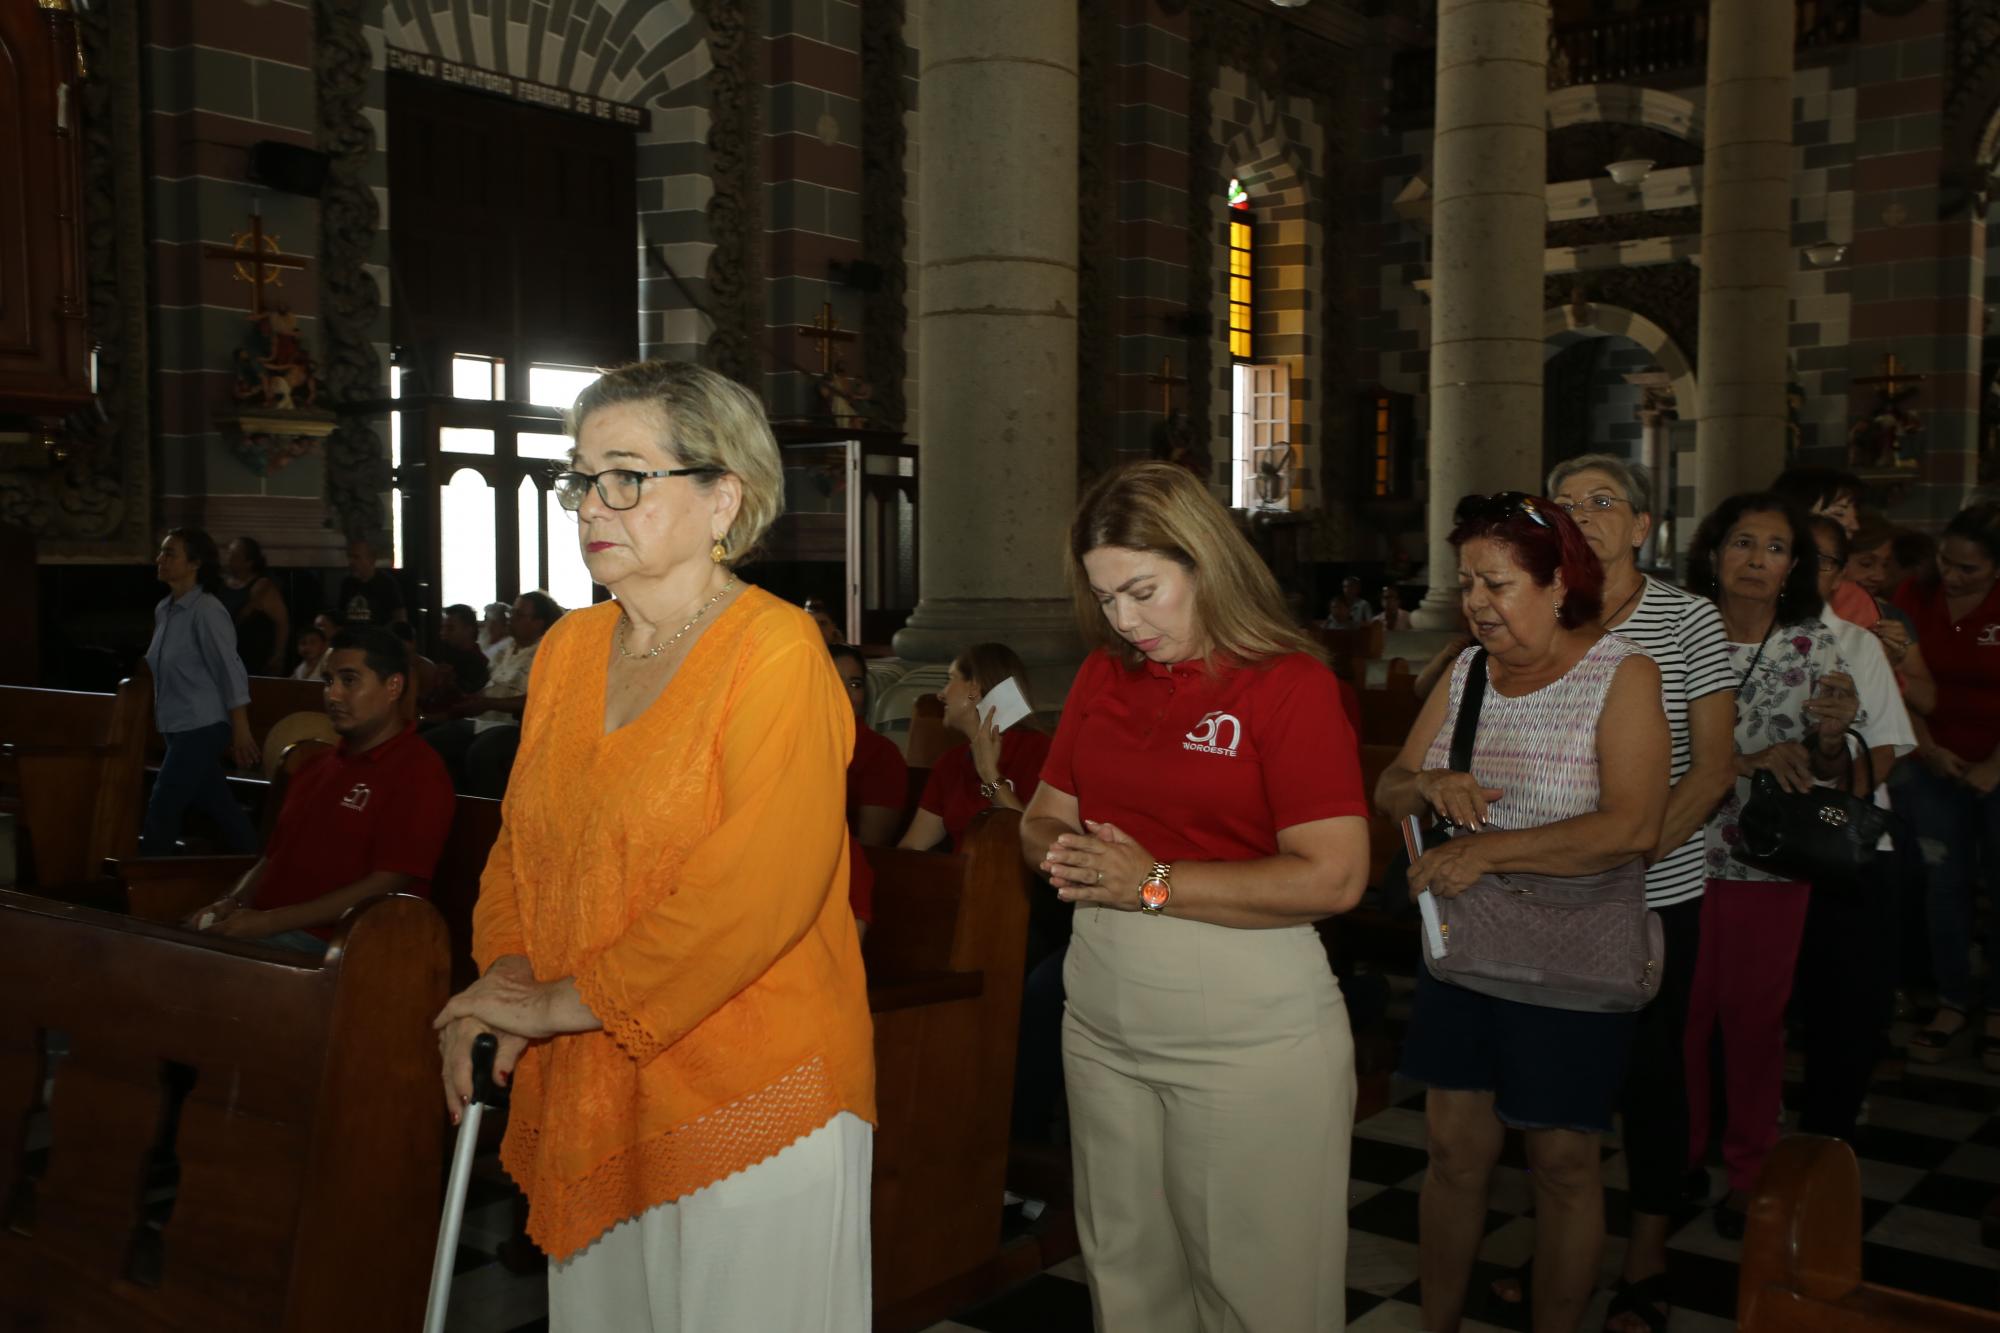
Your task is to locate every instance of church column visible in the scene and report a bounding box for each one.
[1690,0,1795,520]
[1414,0,1550,629]
[891,3,1079,685]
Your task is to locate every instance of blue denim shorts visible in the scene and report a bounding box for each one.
[1399,965,1636,1133]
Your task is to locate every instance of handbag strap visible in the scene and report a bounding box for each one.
[1448,649,1490,773]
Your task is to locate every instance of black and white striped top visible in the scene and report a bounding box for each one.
[1608,577,1736,908]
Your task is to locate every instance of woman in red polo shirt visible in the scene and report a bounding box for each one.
[1896,501,2000,1066]
[1024,463,1371,1331]
[899,642,1051,851]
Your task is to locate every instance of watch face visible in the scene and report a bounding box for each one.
[1140,879,1170,910]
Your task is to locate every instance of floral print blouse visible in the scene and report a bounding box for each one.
[1705,616,1861,883]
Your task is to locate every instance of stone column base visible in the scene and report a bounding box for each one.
[892,596,1085,706]
[1412,587,1464,632]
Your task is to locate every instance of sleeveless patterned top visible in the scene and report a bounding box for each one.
[1420,635,1648,831]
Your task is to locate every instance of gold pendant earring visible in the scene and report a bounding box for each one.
[710,537,727,565]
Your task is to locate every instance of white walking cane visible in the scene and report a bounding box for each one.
[425,1031,507,1333]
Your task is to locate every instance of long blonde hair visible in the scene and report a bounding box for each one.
[1067,463,1326,669]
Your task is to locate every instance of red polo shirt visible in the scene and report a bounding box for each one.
[1895,576,2000,762]
[919,728,1053,847]
[257,723,457,939]
[848,720,909,818]
[1042,649,1367,863]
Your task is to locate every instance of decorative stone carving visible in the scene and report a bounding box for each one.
[1077,0,1115,478]
[0,1,149,557]
[314,0,388,543]
[693,0,762,387]
[1944,1,2000,215]
[859,0,909,432]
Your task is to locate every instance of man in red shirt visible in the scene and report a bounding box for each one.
[189,626,456,954]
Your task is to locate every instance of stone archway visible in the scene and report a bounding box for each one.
[1541,303,1696,415]
[1546,83,1703,144]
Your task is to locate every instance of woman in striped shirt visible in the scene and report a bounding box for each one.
[1545,456,1736,1333]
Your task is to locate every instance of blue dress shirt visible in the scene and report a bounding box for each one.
[145,587,251,733]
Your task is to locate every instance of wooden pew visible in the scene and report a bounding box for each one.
[0,889,449,1332]
[1314,622,1384,681]
[1741,1135,2000,1333]
[1356,664,1423,747]
[863,808,1033,1331]
[143,676,329,769]
[0,676,151,885]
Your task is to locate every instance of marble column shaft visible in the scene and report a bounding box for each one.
[892,1,1080,674]
[1692,0,1795,520]
[1415,0,1550,629]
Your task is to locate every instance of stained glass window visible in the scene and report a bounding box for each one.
[1226,181,1253,360]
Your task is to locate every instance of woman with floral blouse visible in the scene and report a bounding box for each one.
[1679,491,1861,1239]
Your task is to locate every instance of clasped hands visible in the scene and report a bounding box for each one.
[1040,820,1155,911]
[1406,770,1502,900]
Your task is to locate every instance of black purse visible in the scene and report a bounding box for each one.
[1730,621,1890,893]
[1736,731,1890,893]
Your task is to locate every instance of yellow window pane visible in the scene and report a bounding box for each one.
[1230,306,1251,331]
[1230,250,1250,276]
[1231,221,1250,248]
[1231,276,1251,304]
[1230,331,1250,358]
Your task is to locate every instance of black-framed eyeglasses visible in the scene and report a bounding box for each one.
[552,466,721,512]
[1454,491,1552,529]
[1552,494,1633,516]
[1814,553,1844,572]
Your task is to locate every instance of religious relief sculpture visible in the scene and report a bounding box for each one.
[1149,409,1213,483]
[208,213,336,476]
[1846,355,1924,470]
[817,359,874,430]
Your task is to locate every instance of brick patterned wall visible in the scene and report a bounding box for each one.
[148,0,327,535]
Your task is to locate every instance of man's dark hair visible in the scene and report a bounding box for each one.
[1771,465,1865,515]
[329,626,412,691]
[1806,513,1850,565]
[1686,491,1825,626]
[442,603,478,627]
[517,590,562,628]
[167,527,224,593]
[234,535,270,577]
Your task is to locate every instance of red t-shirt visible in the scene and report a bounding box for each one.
[919,727,1054,846]
[1895,575,2000,761]
[848,720,909,819]
[257,724,457,939]
[1041,649,1368,864]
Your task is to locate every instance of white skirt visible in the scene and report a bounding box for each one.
[548,1111,873,1333]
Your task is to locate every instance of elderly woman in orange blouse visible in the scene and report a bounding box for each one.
[433,361,875,1330]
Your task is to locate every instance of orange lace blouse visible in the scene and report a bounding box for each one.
[471,588,877,1261]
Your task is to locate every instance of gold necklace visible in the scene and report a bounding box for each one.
[617,577,737,661]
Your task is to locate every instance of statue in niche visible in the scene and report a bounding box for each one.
[1846,384,1922,469]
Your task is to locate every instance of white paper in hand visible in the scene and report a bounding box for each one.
[1417,891,1447,960]
[978,676,1033,732]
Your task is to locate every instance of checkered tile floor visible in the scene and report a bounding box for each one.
[446,1014,2000,1333]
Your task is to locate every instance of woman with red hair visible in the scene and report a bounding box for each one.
[1377,492,1669,1333]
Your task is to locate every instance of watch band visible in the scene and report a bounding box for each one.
[978,776,1015,801]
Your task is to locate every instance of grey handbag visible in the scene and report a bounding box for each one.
[1422,649,1664,1014]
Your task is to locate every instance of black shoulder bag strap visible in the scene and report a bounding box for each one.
[1448,648,1490,774]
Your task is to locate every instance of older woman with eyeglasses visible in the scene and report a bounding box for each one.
[433,361,875,1330]
[1535,456,1736,1333]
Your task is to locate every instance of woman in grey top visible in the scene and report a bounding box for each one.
[1533,456,1736,1333]
[140,528,260,855]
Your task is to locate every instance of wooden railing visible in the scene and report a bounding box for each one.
[1389,0,1859,124]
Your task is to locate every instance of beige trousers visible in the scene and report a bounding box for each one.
[546,1111,872,1333]
[1064,909,1355,1333]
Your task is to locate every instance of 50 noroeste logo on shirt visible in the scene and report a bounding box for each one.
[1184,712,1242,757]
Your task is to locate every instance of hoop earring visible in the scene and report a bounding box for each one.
[710,537,728,565]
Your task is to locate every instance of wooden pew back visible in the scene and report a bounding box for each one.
[863,809,1034,1323]
[428,794,506,991]
[0,676,152,884]
[0,890,450,1333]
[1356,667,1424,748]
[1741,1135,2000,1333]
[904,693,953,768]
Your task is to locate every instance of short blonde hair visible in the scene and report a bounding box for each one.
[567,360,784,564]
[1067,463,1326,669]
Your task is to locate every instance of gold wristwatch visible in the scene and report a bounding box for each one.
[1138,862,1172,915]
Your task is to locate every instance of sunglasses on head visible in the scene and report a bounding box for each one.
[1453,491,1553,529]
